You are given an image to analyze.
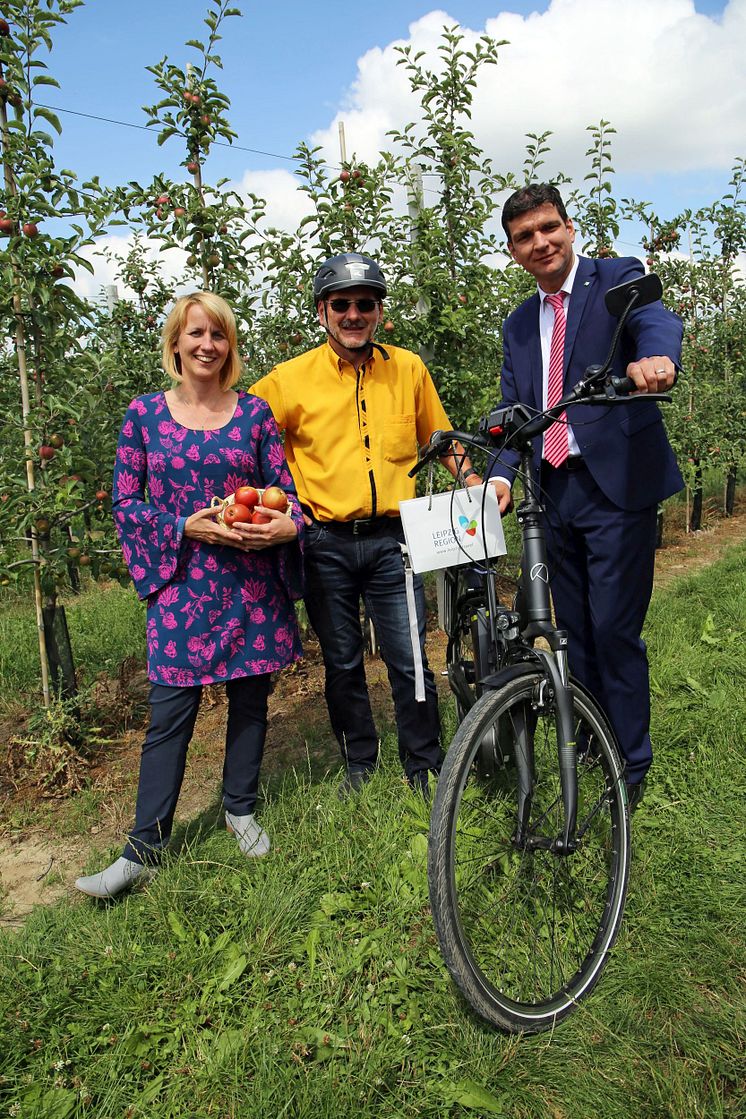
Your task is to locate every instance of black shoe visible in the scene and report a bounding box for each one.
[408,769,439,800]
[625,778,646,813]
[338,766,373,799]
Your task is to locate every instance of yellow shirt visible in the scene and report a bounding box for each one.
[250,341,452,521]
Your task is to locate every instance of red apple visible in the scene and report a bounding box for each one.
[339,170,351,183]
[22,222,39,238]
[251,511,272,525]
[0,19,10,36]
[49,433,64,449]
[261,486,288,512]
[383,320,395,333]
[173,207,186,217]
[39,444,56,461]
[234,486,259,509]
[223,503,251,527]
[0,215,13,234]
[186,161,199,174]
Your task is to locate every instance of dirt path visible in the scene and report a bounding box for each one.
[1,503,744,926]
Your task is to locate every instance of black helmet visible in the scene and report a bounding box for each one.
[313,253,387,302]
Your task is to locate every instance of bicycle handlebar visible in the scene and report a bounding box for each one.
[410,271,675,477]
[409,376,672,477]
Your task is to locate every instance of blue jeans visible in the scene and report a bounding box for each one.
[123,674,271,864]
[303,519,442,781]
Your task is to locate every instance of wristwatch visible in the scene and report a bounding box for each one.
[461,467,478,481]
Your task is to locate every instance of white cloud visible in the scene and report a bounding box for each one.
[309,0,746,183]
[233,168,315,233]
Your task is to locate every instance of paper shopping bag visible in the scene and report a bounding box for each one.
[399,484,506,574]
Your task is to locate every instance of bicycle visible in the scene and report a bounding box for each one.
[410,273,672,1034]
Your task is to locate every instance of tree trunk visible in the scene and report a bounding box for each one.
[42,602,77,699]
[725,465,736,516]
[690,462,703,532]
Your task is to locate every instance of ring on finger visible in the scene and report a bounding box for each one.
[655,367,666,375]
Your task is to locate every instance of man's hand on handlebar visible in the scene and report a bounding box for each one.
[625,356,676,394]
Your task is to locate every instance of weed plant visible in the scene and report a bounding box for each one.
[0,547,743,1118]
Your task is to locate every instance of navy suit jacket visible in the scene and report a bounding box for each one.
[499,256,683,511]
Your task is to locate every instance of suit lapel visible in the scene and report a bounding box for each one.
[564,257,596,383]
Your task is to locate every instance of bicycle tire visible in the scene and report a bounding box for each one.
[428,671,630,1033]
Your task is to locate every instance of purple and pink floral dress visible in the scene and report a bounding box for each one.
[112,390,304,687]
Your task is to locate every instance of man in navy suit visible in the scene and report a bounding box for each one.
[492,184,683,808]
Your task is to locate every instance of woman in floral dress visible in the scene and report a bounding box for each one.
[76,292,303,898]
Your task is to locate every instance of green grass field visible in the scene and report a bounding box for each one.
[0,545,744,1118]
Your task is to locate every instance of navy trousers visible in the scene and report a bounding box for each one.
[302,519,442,781]
[123,674,272,864]
[541,462,658,785]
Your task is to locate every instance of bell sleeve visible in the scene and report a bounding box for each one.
[112,398,186,601]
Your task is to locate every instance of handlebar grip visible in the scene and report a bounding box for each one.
[609,375,635,395]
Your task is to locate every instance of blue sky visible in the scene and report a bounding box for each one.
[37,0,744,288]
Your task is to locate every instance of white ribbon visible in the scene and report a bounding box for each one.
[401,543,426,702]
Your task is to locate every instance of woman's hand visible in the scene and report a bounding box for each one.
[231,504,299,551]
[184,505,249,547]
[184,503,298,552]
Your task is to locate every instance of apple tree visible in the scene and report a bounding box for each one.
[0,0,115,702]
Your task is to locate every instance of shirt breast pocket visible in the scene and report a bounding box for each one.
[382,414,417,464]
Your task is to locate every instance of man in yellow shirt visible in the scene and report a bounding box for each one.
[251,252,480,794]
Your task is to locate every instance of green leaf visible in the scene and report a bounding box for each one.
[167,910,188,941]
[305,925,320,971]
[445,1080,507,1114]
[218,952,248,991]
[33,105,62,134]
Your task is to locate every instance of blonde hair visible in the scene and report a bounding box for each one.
[161,291,243,389]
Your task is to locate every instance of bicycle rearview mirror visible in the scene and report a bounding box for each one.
[604,273,662,318]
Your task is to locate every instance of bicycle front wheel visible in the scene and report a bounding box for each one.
[428,671,630,1033]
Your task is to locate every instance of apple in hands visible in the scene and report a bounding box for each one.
[223,503,252,527]
[260,486,288,512]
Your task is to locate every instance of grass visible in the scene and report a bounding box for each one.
[0,545,744,1118]
[0,580,146,704]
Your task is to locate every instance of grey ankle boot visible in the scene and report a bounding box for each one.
[225,811,270,857]
[75,856,151,899]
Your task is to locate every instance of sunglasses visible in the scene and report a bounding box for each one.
[327,297,380,314]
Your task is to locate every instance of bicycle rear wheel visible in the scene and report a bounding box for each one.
[428,671,630,1033]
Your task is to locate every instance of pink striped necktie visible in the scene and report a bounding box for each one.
[544,291,569,467]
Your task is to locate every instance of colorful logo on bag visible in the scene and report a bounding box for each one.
[458,514,478,538]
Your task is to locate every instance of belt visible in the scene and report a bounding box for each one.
[313,515,400,537]
[543,456,586,473]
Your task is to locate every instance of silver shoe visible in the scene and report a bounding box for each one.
[225,811,270,857]
[74,856,151,899]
